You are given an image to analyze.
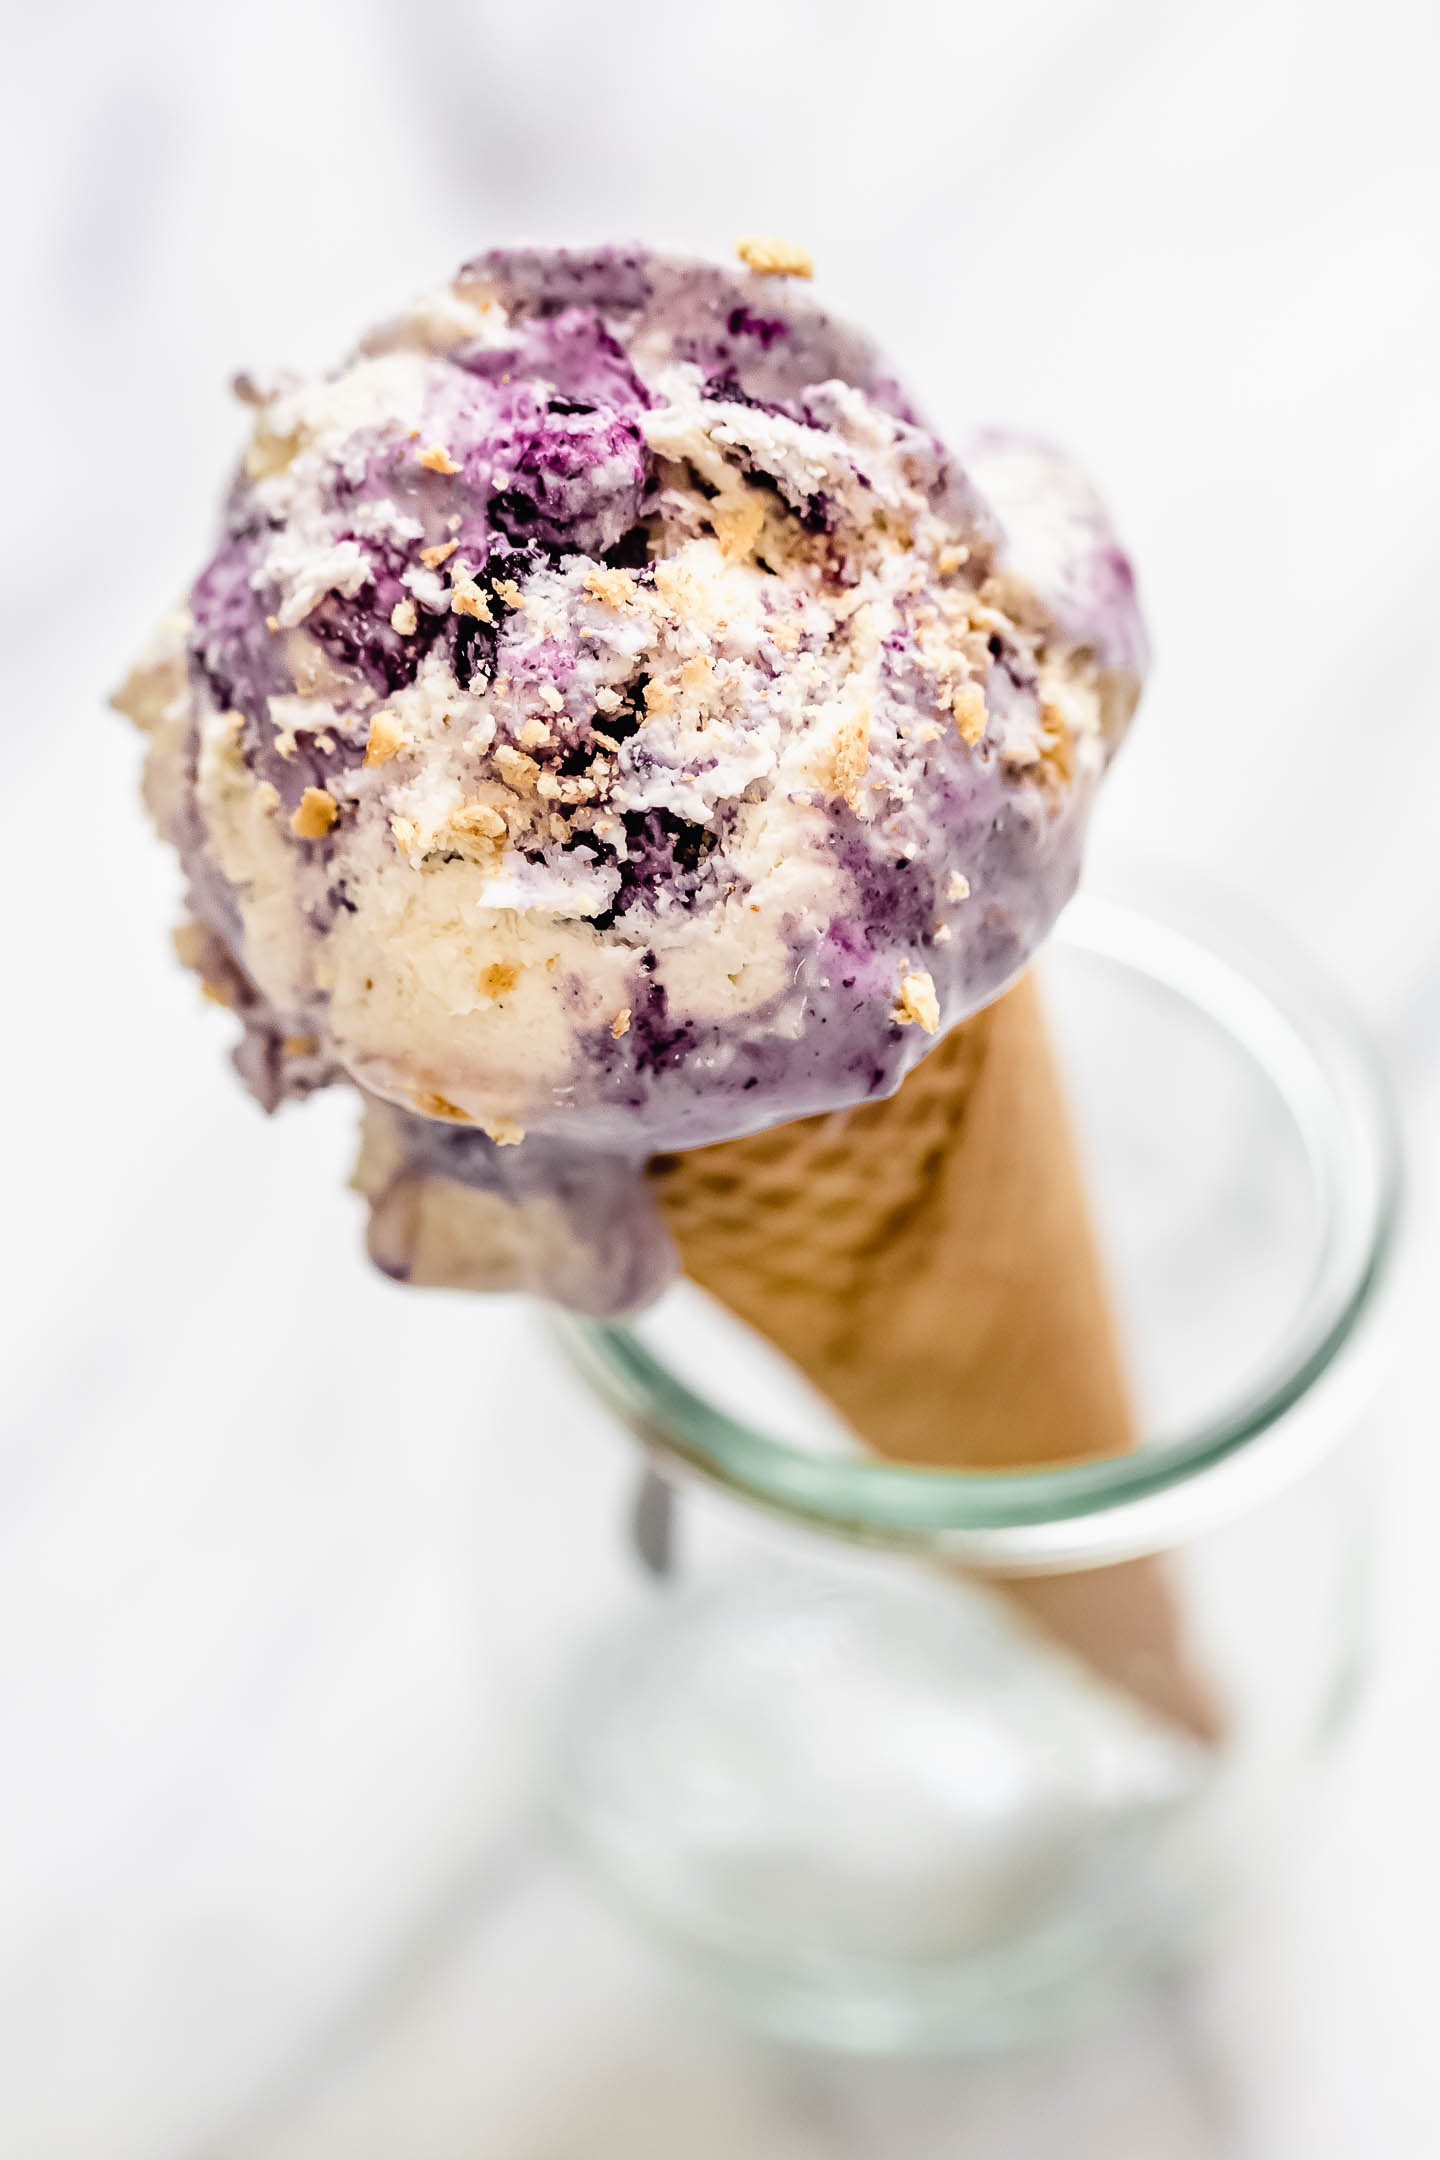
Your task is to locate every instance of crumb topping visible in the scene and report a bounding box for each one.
[582,567,636,610]
[951,684,988,746]
[895,970,941,1033]
[494,744,539,792]
[451,574,492,622]
[828,709,871,807]
[736,234,814,278]
[291,787,338,838]
[364,712,405,766]
[449,800,507,841]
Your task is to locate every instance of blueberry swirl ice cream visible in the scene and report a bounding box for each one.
[117,244,1146,1312]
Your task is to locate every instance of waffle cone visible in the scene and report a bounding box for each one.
[650,974,1221,1742]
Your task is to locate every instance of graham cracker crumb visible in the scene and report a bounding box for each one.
[643,678,676,716]
[593,686,623,714]
[200,979,234,1010]
[768,614,802,652]
[611,1007,631,1039]
[712,494,765,561]
[736,234,814,278]
[1038,700,1076,788]
[290,786,338,839]
[517,718,551,749]
[895,969,941,1034]
[583,567,637,610]
[417,444,462,475]
[390,597,418,636]
[420,540,458,569]
[829,708,871,806]
[364,712,405,766]
[952,683,988,746]
[391,814,420,854]
[450,800,507,841]
[479,962,519,998]
[946,870,971,901]
[282,1034,319,1057]
[493,577,524,608]
[451,574,492,622]
[937,545,969,576]
[538,683,565,713]
[495,744,539,793]
[681,653,713,687]
[536,772,561,800]
[483,1118,525,1147]
[265,614,280,633]
[412,1089,472,1121]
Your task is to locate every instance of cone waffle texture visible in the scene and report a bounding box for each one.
[650,973,1130,1469]
[651,973,1221,1741]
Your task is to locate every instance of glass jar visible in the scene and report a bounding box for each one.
[550,890,1399,2054]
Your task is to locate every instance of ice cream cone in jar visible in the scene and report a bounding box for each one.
[115,241,1216,1740]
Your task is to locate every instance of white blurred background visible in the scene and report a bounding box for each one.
[1,2,1438,2153]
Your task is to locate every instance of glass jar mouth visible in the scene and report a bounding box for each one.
[555,892,1400,1566]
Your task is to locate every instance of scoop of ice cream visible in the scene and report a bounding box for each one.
[117,245,1146,1313]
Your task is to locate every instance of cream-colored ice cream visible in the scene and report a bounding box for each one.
[117,245,1145,1310]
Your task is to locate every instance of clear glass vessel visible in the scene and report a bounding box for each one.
[551,890,1399,2054]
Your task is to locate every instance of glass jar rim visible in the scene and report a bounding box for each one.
[556,890,1400,1567]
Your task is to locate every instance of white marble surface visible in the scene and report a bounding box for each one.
[2,1,1439,2152]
